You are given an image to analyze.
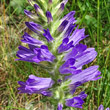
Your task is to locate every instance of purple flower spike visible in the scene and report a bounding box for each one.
[46,11,53,23]
[58,38,74,53]
[65,92,87,108]
[25,22,43,34]
[57,103,63,110]
[57,20,68,32]
[21,32,43,46]
[98,105,110,110]
[68,66,101,85]
[18,75,54,95]
[43,29,54,42]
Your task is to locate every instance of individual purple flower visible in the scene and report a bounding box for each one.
[98,105,110,110]
[18,75,54,95]
[59,44,97,74]
[63,44,87,61]
[21,32,43,46]
[57,103,63,110]
[65,92,87,108]
[67,66,101,85]
[43,29,54,42]
[16,45,55,63]
[58,38,74,53]
[25,22,43,34]
[69,27,88,46]
[16,45,36,62]
[32,45,55,63]
[46,11,53,23]
[58,25,88,53]
[59,58,81,74]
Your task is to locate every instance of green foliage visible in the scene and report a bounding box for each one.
[9,0,33,15]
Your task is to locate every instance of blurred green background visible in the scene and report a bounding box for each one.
[0,0,110,110]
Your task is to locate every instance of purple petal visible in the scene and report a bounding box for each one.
[68,66,101,85]
[57,103,63,110]
[57,20,68,32]
[25,22,43,34]
[46,11,53,23]
[65,91,87,108]
[21,32,43,46]
[18,75,54,95]
[98,105,104,110]
[63,24,75,38]
[43,29,54,42]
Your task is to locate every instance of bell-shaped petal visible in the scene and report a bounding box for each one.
[21,32,43,46]
[16,45,55,63]
[68,66,101,85]
[18,75,54,95]
[16,45,36,62]
[57,103,63,110]
[63,44,87,61]
[65,92,87,108]
[69,27,88,46]
[43,29,54,42]
[63,44,97,71]
[25,22,43,34]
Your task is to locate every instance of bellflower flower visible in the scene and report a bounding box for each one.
[16,45,55,63]
[16,0,102,109]
[25,22,43,35]
[98,105,110,110]
[65,92,87,108]
[18,75,54,96]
